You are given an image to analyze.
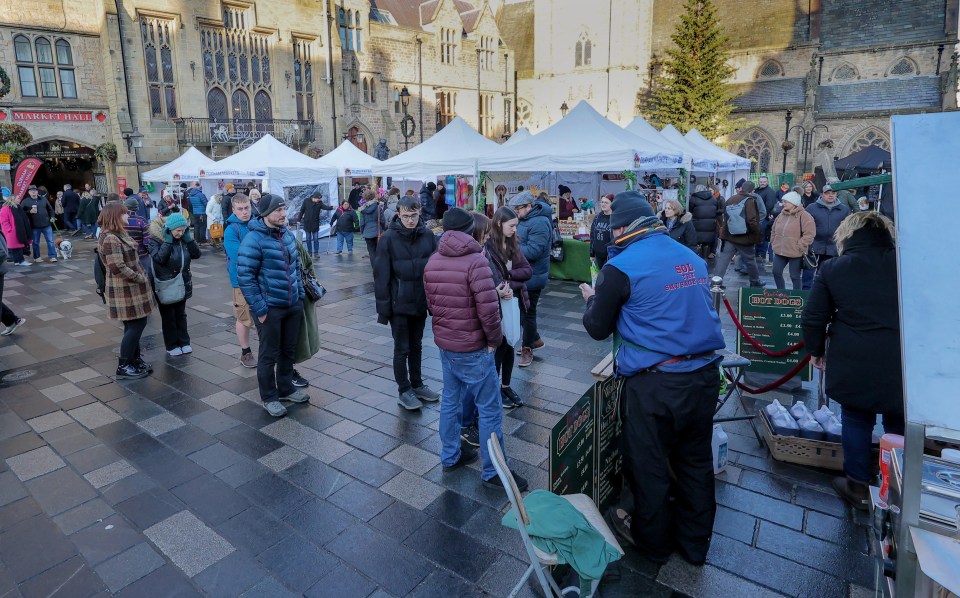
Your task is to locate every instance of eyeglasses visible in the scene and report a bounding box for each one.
[398,211,421,220]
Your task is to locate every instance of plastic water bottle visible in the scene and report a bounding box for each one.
[590,258,599,287]
[712,425,729,474]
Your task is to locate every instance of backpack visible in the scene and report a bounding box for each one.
[724,196,751,236]
[94,249,107,304]
[549,217,565,262]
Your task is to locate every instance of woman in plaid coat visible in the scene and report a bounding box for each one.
[97,202,153,380]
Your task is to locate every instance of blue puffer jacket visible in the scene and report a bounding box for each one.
[223,213,251,288]
[517,200,553,291]
[188,188,208,217]
[237,217,305,318]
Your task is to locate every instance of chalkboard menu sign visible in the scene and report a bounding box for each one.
[549,390,595,497]
[736,288,811,381]
[549,377,624,508]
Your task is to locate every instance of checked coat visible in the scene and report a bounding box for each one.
[99,232,153,321]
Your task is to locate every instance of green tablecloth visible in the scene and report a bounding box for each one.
[549,237,592,283]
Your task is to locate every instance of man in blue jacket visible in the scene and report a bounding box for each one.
[509,191,552,367]
[187,182,209,246]
[223,194,257,369]
[237,194,309,417]
[581,191,725,567]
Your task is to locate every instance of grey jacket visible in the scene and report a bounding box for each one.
[806,199,851,256]
[360,202,385,239]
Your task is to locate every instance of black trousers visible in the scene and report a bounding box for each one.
[620,364,719,563]
[254,303,303,403]
[519,288,542,348]
[389,314,426,394]
[0,274,19,327]
[120,317,148,362]
[194,214,207,244]
[157,299,190,350]
[494,336,514,386]
[364,237,378,270]
[594,253,608,270]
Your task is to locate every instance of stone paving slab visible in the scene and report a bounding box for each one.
[0,243,875,597]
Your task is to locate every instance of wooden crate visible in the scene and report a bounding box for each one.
[758,409,845,471]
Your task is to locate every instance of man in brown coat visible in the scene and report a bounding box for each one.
[713,180,763,287]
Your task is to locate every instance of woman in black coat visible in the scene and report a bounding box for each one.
[148,213,202,356]
[298,194,333,255]
[589,194,614,269]
[688,185,722,259]
[373,195,439,410]
[801,211,902,510]
[660,199,698,251]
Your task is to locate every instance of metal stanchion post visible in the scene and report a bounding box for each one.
[710,276,724,315]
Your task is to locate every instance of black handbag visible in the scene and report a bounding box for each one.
[799,217,818,270]
[303,277,326,302]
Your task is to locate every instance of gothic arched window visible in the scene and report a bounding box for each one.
[207,87,228,122]
[758,59,783,78]
[232,88,250,119]
[844,127,890,155]
[575,33,592,67]
[889,57,917,77]
[733,128,774,173]
[830,63,858,82]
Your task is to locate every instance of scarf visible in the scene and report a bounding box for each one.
[611,215,666,249]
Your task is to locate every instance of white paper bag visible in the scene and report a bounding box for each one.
[500,297,521,347]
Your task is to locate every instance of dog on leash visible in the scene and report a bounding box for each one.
[57,239,74,260]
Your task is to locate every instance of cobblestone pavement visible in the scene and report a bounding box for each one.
[0,241,877,597]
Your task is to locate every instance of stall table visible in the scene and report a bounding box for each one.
[549,237,592,284]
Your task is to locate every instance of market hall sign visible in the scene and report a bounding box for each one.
[13,111,94,122]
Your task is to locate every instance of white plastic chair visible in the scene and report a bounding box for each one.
[487,434,624,598]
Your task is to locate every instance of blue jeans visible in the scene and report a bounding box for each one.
[336,232,353,252]
[306,231,321,254]
[440,348,504,480]
[81,223,95,236]
[841,405,904,483]
[32,226,56,258]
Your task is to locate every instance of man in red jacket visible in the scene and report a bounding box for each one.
[424,208,528,492]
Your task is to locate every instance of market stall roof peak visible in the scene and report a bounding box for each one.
[315,140,380,177]
[142,146,217,183]
[502,127,533,146]
[684,128,752,171]
[202,134,331,179]
[477,100,685,172]
[375,116,500,179]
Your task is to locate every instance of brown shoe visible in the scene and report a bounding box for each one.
[531,338,544,350]
[518,347,533,367]
[240,351,257,369]
[831,476,869,511]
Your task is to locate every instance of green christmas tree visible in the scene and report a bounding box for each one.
[646,0,745,139]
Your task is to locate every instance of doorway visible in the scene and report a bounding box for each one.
[24,139,97,193]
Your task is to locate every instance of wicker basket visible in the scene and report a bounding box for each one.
[758,409,845,471]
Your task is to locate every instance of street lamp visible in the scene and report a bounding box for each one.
[560,101,569,118]
[125,128,144,152]
[399,86,415,151]
[781,109,793,173]
[784,122,828,175]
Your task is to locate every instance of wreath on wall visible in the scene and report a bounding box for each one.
[0,66,10,99]
[94,142,118,162]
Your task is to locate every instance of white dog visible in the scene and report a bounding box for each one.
[58,239,74,261]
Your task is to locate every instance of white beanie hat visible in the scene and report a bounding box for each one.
[781,191,802,207]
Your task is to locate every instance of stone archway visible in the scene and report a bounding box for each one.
[23,139,100,194]
[344,122,372,154]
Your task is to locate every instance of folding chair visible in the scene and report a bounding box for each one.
[487,434,624,598]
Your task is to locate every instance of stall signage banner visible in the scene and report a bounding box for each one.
[0,154,9,171]
[117,177,127,193]
[549,377,624,510]
[737,288,811,381]
[12,158,43,199]
[12,111,93,122]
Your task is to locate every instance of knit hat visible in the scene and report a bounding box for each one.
[258,193,286,218]
[442,207,476,234]
[781,191,803,207]
[609,191,655,229]
[124,198,139,211]
[735,178,747,190]
[558,184,571,196]
[508,191,536,207]
[164,213,188,231]
[426,182,437,193]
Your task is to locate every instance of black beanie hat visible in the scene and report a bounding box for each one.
[735,178,747,190]
[442,207,476,234]
[609,191,655,229]
[427,182,437,193]
[258,194,287,218]
[558,184,571,196]
[123,188,134,197]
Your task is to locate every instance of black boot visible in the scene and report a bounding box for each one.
[132,357,153,374]
[116,359,148,380]
[832,476,869,511]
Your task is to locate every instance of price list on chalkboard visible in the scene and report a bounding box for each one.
[595,376,624,512]
[549,390,595,497]
[736,288,811,381]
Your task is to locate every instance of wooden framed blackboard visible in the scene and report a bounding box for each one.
[736,288,811,381]
[595,375,624,512]
[549,389,595,497]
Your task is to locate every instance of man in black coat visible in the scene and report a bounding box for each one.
[688,186,722,260]
[374,195,439,411]
[20,186,58,262]
[347,182,363,211]
[419,182,437,221]
[61,184,82,234]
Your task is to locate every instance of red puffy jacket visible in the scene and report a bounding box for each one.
[424,231,503,353]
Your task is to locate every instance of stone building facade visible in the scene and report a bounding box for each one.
[499,0,960,176]
[0,0,515,191]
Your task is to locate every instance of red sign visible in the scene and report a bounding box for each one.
[117,177,128,193]
[12,111,93,122]
[13,159,43,199]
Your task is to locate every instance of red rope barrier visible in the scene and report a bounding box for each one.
[722,297,805,357]
[725,354,812,394]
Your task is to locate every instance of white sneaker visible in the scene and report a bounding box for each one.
[33,257,44,263]
[1,318,26,336]
[180,345,193,354]
[16,261,32,267]
[167,347,183,356]
[47,257,57,263]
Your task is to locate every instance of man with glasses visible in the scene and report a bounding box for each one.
[374,195,440,410]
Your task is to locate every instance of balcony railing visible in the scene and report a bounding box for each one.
[174,118,317,148]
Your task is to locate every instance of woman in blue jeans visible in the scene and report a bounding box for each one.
[802,212,903,510]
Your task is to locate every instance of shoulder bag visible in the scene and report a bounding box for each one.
[798,216,818,270]
[153,245,186,304]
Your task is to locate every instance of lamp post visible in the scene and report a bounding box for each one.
[399,86,414,151]
[560,101,569,118]
[785,122,828,175]
[781,110,793,173]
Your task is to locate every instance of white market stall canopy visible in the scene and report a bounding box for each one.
[202,135,331,179]
[142,146,216,182]
[376,117,501,179]
[684,128,752,171]
[502,127,533,146]
[623,116,709,171]
[315,140,380,177]
[659,124,722,172]
[478,101,686,172]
